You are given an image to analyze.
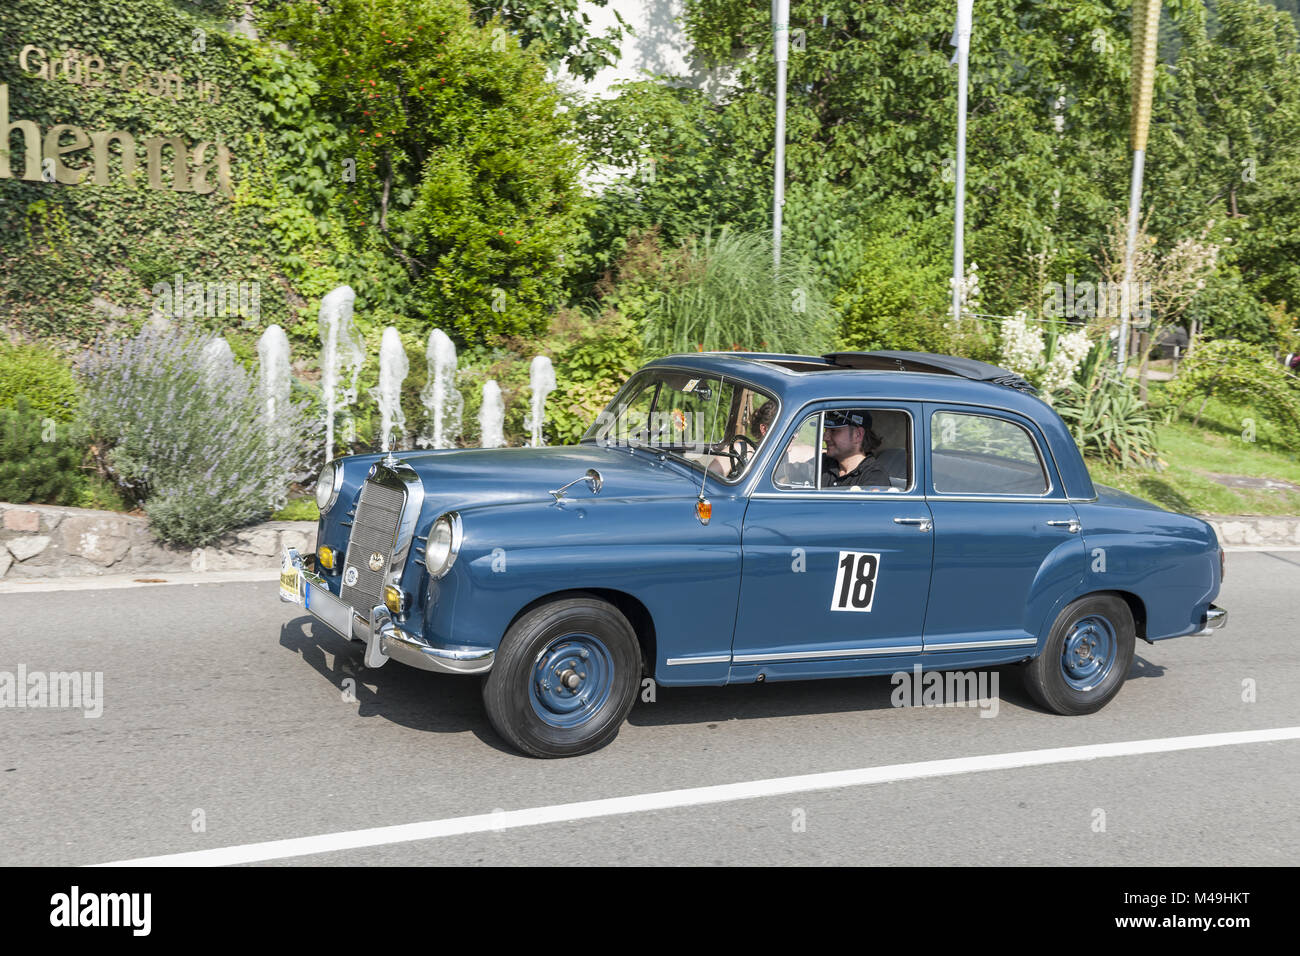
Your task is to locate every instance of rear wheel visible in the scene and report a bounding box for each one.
[1023,594,1135,715]
[483,597,642,758]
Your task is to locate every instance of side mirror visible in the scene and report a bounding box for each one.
[550,468,605,501]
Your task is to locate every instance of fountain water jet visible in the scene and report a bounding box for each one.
[256,325,291,440]
[377,327,409,453]
[418,328,463,449]
[478,380,505,448]
[318,286,364,462]
[526,356,556,448]
[199,336,235,388]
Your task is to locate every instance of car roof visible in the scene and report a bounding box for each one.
[642,350,1096,500]
[644,351,1037,406]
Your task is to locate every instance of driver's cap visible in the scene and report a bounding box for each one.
[824,409,871,429]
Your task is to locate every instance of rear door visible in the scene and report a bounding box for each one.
[921,405,1087,654]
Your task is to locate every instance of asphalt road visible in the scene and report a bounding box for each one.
[1,552,1297,866]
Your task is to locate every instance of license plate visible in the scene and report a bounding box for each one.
[279,566,301,604]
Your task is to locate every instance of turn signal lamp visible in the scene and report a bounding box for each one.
[695,499,712,524]
[317,546,337,571]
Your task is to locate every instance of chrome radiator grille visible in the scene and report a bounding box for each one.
[339,478,405,612]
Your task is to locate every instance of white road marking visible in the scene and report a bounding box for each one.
[93,726,1300,867]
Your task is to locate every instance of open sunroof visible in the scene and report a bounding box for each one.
[822,351,1038,394]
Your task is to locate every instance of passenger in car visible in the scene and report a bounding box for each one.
[821,410,892,488]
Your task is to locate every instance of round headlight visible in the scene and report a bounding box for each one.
[425,513,460,577]
[315,461,341,514]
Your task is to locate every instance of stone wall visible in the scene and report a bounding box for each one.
[0,502,316,580]
[1205,515,1300,549]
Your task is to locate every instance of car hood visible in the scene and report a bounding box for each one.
[371,444,705,512]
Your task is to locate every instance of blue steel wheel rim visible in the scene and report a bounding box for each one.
[529,633,615,729]
[1060,614,1117,692]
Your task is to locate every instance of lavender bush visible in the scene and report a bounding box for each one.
[79,326,320,547]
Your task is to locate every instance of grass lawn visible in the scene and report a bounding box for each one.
[272,497,320,522]
[1085,391,1300,516]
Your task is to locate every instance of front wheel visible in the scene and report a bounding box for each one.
[483,597,642,758]
[1023,594,1135,716]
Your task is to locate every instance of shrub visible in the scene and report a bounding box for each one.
[0,342,79,422]
[0,398,85,505]
[543,308,642,445]
[78,327,321,547]
[834,207,952,354]
[1164,338,1300,450]
[1054,339,1160,469]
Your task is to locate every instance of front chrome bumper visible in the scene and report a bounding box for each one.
[1194,604,1228,636]
[280,547,494,675]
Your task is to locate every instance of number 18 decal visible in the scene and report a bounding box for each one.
[831,551,880,612]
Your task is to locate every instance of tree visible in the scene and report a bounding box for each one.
[269,0,588,342]
[471,1,628,82]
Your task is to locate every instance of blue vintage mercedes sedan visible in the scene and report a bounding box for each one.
[279,351,1227,757]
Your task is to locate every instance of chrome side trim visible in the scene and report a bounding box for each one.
[923,637,1038,650]
[733,645,923,663]
[665,655,732,666]
[925,495,1069,504]
[751,492,917,500]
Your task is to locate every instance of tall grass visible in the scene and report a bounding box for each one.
[640,228,835,357]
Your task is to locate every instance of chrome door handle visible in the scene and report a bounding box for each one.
[893,517,932,532]
[1047,519,1081,533]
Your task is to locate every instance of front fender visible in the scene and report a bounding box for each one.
[418,496,746,676]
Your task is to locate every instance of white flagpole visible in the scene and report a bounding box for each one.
[951,0,973,324]
[773,0,790,276]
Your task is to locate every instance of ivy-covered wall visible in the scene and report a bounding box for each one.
[0,0,304,345]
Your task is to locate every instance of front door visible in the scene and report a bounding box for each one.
[731,403,934,675]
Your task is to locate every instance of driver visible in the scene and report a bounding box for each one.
[821,410,891,488]
[707,399,773,477]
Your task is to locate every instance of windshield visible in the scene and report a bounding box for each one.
[581,368,778,482]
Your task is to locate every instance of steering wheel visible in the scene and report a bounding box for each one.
[728,434,759,462]
[709,435,759,479]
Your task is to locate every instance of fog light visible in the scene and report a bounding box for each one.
[317,546,336,571]
[384,585,407,614]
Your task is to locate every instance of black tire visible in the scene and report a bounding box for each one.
[1023,594,1135,716]
[483,596,642,758]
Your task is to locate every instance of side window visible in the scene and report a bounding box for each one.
[773,409,913,491]
[930,411,1048,495]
